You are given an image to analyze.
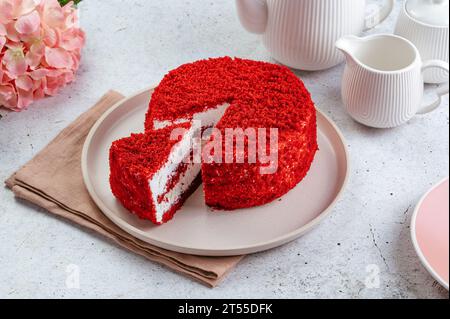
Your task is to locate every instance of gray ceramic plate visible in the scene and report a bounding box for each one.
[82,87,349,256]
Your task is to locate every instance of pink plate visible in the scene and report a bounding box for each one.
[411,178,449,290]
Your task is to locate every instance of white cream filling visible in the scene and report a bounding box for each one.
[153,118,188,130]
[151,162,201,223]
[149,103,230,223]
[149,127,195,223]
[153,103,229,130]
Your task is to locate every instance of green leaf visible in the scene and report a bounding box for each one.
[58,0,82,6]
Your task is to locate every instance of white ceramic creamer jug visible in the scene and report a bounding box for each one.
[336,34,449,128]
[236,0,395,71]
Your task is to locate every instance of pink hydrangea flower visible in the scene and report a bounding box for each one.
[0,0,85,111]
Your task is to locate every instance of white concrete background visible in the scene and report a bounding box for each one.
[0,0,448,299]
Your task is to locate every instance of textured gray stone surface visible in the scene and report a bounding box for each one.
[0,0,448,298]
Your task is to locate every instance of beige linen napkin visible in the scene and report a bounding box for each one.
[5,91,243,287]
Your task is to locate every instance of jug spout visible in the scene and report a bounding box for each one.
[335,35,363,64]
[236,0,268,34]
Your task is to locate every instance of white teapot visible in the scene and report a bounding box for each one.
[236,0,395,70]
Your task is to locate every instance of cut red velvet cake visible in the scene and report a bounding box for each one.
[110,57,318,224]
[109,123,201,225]
[145,57,318,210]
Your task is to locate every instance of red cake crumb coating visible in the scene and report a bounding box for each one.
[145,57,318,210]
[109,123,198,224]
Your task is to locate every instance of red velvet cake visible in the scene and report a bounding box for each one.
[145,57,318,210]
[110,57,318,224]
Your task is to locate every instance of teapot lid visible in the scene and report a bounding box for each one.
[406,0,449,26]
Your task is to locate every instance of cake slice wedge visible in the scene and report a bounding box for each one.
[109,123,201,225]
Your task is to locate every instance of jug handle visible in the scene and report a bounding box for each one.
[364,0,395,31]
[417,60,449,115]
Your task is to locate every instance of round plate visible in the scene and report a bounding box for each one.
[411,178,449,290]
[82,87,349,256]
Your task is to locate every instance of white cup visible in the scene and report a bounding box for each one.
[336,34,449,128]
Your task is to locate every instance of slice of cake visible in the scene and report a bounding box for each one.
[109,123,201,225]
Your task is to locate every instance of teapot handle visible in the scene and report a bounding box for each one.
[364,0,395,31]
[235,0,268,34]
[417,60,449,115]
